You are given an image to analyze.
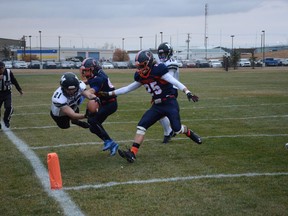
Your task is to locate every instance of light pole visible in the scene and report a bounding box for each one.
[58,36,61,61]
[39,30,42,68]
[262,30,265,67]
[122,38,125,50]
[205,36,208,59]
[139,36,143,50]
[186,33,190,60]
[160,32,163,44]
[29,35,32,63]
[230,35,234,51]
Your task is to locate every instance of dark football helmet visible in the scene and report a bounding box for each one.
[80,58,102,79]
[135,50,154,78]
[60,72,80,97]
[157,42,173,62]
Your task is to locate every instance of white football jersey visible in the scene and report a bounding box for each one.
[164,58,179,88]
[51,81,86,116]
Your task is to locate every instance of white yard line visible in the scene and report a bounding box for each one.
[64,172,288,191]
[2,124,85,216]
[30,134,288,150]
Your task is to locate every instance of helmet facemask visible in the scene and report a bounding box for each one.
[157,42,173,62]
[158,51,169,62]
[63,86,78,97]
[136,60,152,78]
[135,50,154,78]
[81,67,94,80]
[81,58,101,80]
[60,72,80,98]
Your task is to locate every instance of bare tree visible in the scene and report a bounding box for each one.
[113,48,130,61]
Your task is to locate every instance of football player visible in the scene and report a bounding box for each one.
[50,72,95,130]
[157,42,179,143]
[100,50,202,163]
[80,58,119,156]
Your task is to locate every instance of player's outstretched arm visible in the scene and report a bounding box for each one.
[161,73,199,102]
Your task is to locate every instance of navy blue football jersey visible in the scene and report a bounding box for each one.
[134,63,177,100]
[88,69,116,100]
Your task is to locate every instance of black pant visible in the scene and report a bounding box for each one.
[88,100,118,141]
[50,107,81,129]
[0,91,13,124]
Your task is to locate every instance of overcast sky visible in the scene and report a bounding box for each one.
[1,0,288,50]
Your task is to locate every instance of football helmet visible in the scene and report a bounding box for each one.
[135,50,154,78]
[157,42,173,62]
[60,72,80,97]
[81,58,102,79]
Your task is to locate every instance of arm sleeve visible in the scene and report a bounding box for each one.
[10,72,22,92]
[161,73,187,92]
[114,81,142,95]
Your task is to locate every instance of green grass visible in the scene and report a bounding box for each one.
[1,68,288,215]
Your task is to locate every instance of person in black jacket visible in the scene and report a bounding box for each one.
[0,61,23,129]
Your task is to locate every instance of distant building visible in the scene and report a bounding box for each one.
[16,47,114,62]
[0,37,24,60]
[1,37,288,62]
[174,47,229,60]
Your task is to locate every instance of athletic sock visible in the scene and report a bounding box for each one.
[131,143,140,155]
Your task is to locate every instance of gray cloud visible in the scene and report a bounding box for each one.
[1,0,267,19]
[1,0,287,49]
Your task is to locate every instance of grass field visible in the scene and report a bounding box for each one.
[0,67,288,215]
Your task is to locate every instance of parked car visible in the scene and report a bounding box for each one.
[264,58,278,66]
[185,60,197,68]
[13,60,29,69]
[113,61,128,69]
[127,61,136,69]
[195,59,210,68]
[281,58,288,66]
[29,60,41,69]
[274,58,283,66]
[176,60,183,68]
[60,61,72,69]
[3,61,13,69]
[238,59,251,67]
[73,61,82,69]
[101,62,114,69]
[43,61,57,69]
[209,59,222,68]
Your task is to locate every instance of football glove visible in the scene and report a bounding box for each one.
[186,92,199,102]
[98,91,109,97]
[92,96,101,105]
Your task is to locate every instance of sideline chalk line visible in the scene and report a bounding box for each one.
[2,123,84,216]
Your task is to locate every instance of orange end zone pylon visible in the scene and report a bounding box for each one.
[47,152,63,190]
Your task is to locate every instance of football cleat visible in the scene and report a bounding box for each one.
[103,139,114,151]
[118,149,136,163]
[103,140,119,156]
[162,131,176,144]
[4,121,10,128]
[186,129,202,144]
[109,142,119,156]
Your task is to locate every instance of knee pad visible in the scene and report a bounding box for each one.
[136,126,146,135]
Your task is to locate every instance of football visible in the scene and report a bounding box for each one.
[86,100,99,113]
